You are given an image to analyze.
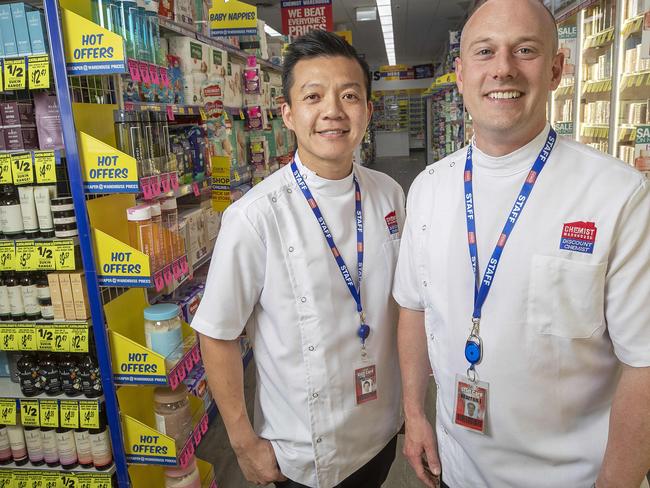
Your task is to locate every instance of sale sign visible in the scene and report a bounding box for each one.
[281,0,333,37]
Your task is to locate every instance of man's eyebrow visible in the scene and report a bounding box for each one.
[468,35,544,48]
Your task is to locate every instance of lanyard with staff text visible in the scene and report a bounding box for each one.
[463,128,557,381]
[290,160,371,348]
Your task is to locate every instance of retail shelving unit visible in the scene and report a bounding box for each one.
[0,1,294,486]
[551,0,650,173]
[424,74,465,165]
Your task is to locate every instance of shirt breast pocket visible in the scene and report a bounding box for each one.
[382,238,401,284]
[527,254,606,338]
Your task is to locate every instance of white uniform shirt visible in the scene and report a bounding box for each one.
[192,153,405,488]
[394,125,650,488]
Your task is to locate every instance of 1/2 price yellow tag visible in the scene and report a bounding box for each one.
[59,401,80,429]
[61,474,78,488]
[4,57,26,91]
[20,399,40,427]
[54,240,76,271]
[0,155,11,184]
[15,241,37,271]
[40,399,59,428]
[28,55,50,90]
[37,326,55,351]
[0,470,13,488]
[68,325,89,353]
[11,152,34,186]
[0,325,18,350]
[0,399,17,426]
[53,327,71,352]
[199,107,207,121]
[91,476,112,488]
[35,242,55,270]
[0,242,15,272]
[17,325,37,351]
[34,151,57,184]
[79,401,100,429]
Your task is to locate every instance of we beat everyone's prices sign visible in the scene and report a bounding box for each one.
[281,0,333,37]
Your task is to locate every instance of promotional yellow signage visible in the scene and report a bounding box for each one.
[210,0,258,36]
[40,400,59,428]
[109,330,167,384]
[28,55,50,90]
[12,152,34,186]
[4,58,26,90]
[34,151,57,184]
[122,414,178,465]
[0,399,17,426]
[79,132,139,193]
[335,30,353,45]
[79,401,100,429]
[0,155,11,184]
[94,229,151,287]
[211,156,231,212]
[60,401,80,429]
[62,8,126,75]
[436,72,457,84]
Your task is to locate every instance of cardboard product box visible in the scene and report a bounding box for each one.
[0,102,35,126]
[204,207,222,242]
[168,37,209,75]
[57,273,76,321]
[159,0,174,19]
[0,4,18,57]
[69,272,90,320]
[47,273,65,321]
[26,11,47,54]
[174,0,193,25]
[208,46,227,77]
[0,129,5,151]
[179,208,207,269]
[4,126,38,151]
[166,55,186,105]
[34,92,64,150]
[11,3,33,56]
[224,62,243,107]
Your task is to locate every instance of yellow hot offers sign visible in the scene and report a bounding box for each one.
[94,229,152,287]
[62,8,127,75]
[210,0,258,36]
[122,414,178,465]
[79,132,139,193]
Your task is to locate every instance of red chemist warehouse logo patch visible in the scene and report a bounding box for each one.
[559,221,597,254]
[385,211,399,235]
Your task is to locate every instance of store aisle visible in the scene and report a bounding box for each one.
[368,150,427,196]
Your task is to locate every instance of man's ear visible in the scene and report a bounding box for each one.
[281,102,294,131]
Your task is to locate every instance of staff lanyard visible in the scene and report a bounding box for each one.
[290,160,371,346]
[463,128,557,378]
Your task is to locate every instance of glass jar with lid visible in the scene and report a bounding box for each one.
[164,455,201,488]
[143,303,183,358]
[154,385,193,445]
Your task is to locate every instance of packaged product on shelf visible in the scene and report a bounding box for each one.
[247,106,266,131]
[127,204,156,262]
[178,207,207,268]
[167,55,187,105]
[161,197,182,260]
[79,353,103,398]
[165,284,204,324]
[41,426,58,467]
[0,424,10,465]
[40,352,62,396]
[6,272,26,321]
[34,184,56,238]
[0,274,9,321]
[231,183,252,202]
[57,273,76,320]
[60,353,82,397]
[144,303,183,358]
[164,455,202,487]
[18,186,39,238]
[74,428,93,468]
[224,62,244,107]
[24,425,44,466]
[244,57,261,95]
[26,11,48,55]
[153,384,193,445]
[47,273,65,321]
[20,272,40,321]
[34,91,64,151]
[18,353,41,397]
[208,46,228,76]
[90,419,113,470]
[11,2,33,56]
[6,424,27,465]
[56,426,79,469]
[202,76,225,119]
[0,4,18,57]
[0,185,25,239]
[173,0,193,25]
[0,352,8,377]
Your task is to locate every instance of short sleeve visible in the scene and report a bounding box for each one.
[191,205,266,340]
[393,175,425,311]
[605,178,650,366]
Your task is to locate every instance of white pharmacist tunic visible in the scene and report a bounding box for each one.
[192,152,405,488]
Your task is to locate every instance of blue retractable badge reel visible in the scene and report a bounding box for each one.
[465,335,482,365]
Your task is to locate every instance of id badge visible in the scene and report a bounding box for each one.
[453,374,489,434]
[354,359,378,405]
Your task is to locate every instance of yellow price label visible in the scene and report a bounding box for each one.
[0,242,15,272]
[0,155,11,184]
[4,57,26,90]
[0,325,18,350]
[60,401,80,429]
[239,109,245,120]
[0,399,17,425]
[61,474,78,488]
[37,326,55,351]
[54,240,76,271]
[91,477,111,488]
[41,473,59,488]
[20,399,40,427]
[53,327,71,352]
[269,109,273,119]
[68,325,89,353]
[79,401,100,429]
[35,242,56,270]
[11,152,34,186]
[40,399,59,428]
[15,241,37,271]
[28,55,50,90]
[13,472,31,488]
[76,475,92,488]
[0,470,13,488]
[17,325,37,351]
[34,151,57,184]
[199,107,207,121]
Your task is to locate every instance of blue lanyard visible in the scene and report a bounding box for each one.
[291,160,370,345]
[463,128,557,372]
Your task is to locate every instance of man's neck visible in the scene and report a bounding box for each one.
[474,122,547,157]
[297,148,353,180]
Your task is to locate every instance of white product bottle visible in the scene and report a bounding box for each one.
[18,186,39,237]
[33,185,56,238]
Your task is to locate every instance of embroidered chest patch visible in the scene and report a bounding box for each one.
[560,221,597,254]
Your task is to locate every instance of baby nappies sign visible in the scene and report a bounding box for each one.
[210,0,258,37]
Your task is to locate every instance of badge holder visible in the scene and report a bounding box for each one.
[353,315,377,405]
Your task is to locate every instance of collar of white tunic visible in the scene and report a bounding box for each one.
[471,123,552,176]
[294,151,355,197]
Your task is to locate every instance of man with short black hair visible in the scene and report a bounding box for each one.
[395,0,650,487]
[193,30,404,488]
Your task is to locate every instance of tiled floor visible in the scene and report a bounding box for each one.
[197,150,434,488]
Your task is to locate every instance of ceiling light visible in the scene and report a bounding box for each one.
[356,6,377,21]
[264,24,282,37]
[376,0,397,65]
[376,0,391,6]
[377,5,391,16]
